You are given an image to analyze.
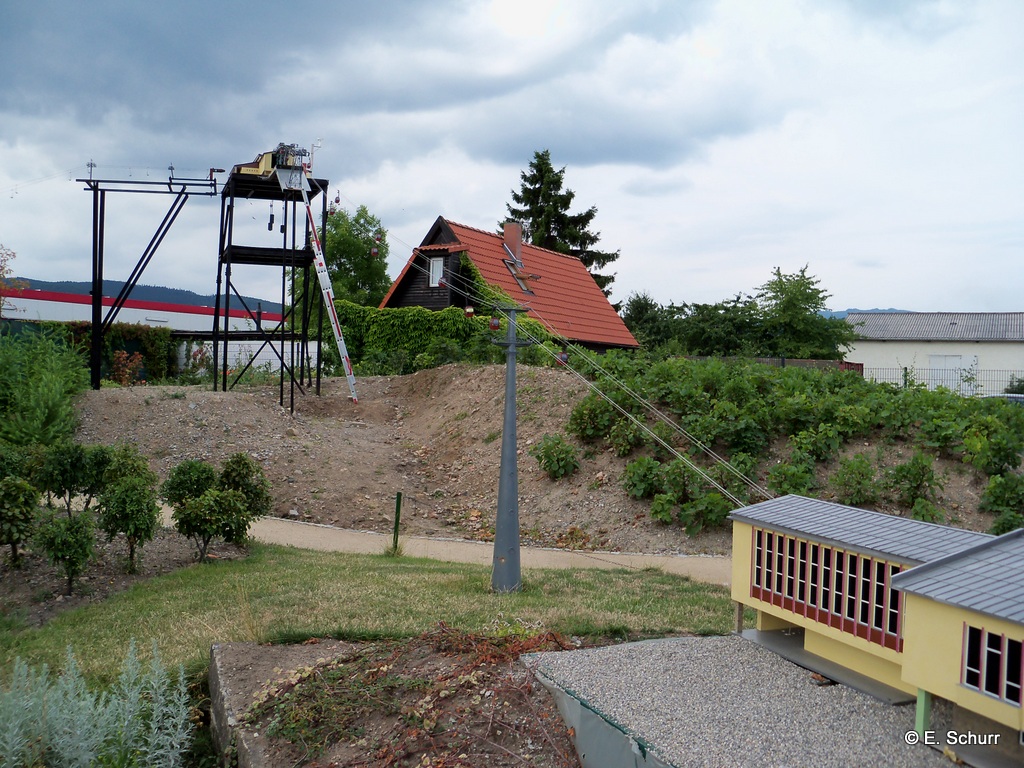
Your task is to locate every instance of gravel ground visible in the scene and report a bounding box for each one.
[527,635,951,768]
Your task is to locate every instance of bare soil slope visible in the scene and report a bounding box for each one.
[75,364,732,556]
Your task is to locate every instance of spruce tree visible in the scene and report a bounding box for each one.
[504,150,619,296]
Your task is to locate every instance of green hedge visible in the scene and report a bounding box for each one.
[330,301,556,375]
[3,320,177,382]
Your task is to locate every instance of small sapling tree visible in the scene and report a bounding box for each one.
[79,444,114,512]
[99,476,160,573]
[36,510,94,595]
[35,441,87,513]
[0,476,39,566]
[163,454,268,562]
[173,488,251,563]
[104,443,158,488]
[160,459,218,511]
[218,452,272,517]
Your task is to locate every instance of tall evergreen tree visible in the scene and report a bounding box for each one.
[504,150,619,296]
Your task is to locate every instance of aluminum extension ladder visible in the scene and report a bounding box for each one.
[301,186,358,403]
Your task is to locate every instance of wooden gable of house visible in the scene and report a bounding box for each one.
[380,217,638,351]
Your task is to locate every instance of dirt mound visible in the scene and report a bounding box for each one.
[75,365,731,556]
[214,626,581,767]
[74,363,996,559]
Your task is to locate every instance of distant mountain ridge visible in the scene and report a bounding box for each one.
[14,278,283,314]
[824,308,911,319]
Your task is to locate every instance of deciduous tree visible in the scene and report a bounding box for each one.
[621,267,853,360]
[754,266,855,359]
[0,244,25,319]
[322,204,391,307]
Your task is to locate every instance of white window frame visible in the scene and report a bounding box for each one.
[429,256,444,287]
[962,625,1024,706]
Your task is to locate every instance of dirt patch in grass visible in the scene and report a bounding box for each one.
[221,625,582,767]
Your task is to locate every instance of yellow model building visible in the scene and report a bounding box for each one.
[894,529,1024,754]
[730,496,1023,766]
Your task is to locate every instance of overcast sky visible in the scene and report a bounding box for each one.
[1,0,1021,312]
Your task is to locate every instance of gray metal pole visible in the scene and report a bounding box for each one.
[492,309,522,592]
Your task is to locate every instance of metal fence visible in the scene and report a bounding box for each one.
[862,367,1024,397]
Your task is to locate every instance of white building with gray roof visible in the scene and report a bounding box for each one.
[845,312,1024,394]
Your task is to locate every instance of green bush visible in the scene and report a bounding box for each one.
[219,452,272,517]
[160,459,218,509]
[99,477,161,573]
[173,488,253,562]
[648,420,681,462]
[0,330,87,446]
[0,441,28,481]
[622,456,663,499]
[910,498,944,524]
[30,442,116,514]
[0,476,39,566]
[991,509,1024,535]
[702,452,758,507]
[649,492,677,524]
[36,510,94,595]
[660,459,698,505]
[830,453,878,506]
[1005,375,1024,395]
[104,443,158,489]
[766,452,816,496]
[608,417,645,457]
[80,444,114,511]
[530,434,580,480]
[0,642,193,767]
[50,320,176,382]
[980,473,1024,519]
[885,451,942,508]
[678,491,733,535]
[961,413,1023,476]
[790,423,842,462]
[34,440,87,512]
[567,395,616,443]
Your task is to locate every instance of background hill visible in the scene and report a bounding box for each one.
[15,277,283,314]
[824,308,911,319]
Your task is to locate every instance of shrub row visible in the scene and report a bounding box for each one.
[552,353,1024,534]
[0,440,271,591]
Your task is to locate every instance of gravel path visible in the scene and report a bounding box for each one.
[527,635,950,768]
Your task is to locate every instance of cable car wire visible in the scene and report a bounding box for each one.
[385,244,771,507]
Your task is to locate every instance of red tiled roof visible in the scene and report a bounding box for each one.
[382,218,637,349]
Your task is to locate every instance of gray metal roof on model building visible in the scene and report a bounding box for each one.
[729,495,992,564]
[891,529,1024,625]
[846,312,1024,341]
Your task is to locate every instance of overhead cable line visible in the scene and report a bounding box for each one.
[389,246,771,507]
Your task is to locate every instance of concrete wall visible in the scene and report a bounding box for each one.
[3,291,281,332]
[847,340,1024,371]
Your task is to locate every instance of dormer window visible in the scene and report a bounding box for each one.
[429,256,444,287]
[503,244,536,295]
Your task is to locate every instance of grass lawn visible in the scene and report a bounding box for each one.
[0,543,740,685]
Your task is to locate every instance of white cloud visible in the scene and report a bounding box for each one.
[0,0,1021,315]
